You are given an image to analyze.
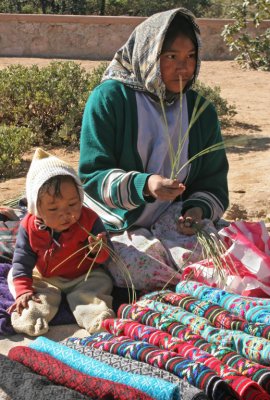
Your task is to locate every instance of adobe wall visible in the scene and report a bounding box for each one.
[0,13,269,60]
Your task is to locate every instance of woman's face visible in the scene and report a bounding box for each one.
[160,35,196,93]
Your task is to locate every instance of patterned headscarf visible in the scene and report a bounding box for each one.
[102,8,201,102]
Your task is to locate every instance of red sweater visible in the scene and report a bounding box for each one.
[12,206,110,298]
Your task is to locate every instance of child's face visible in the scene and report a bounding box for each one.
[160,35,196,93]
[37,180,82,232]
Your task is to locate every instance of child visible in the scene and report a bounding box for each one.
[8,148,115,336]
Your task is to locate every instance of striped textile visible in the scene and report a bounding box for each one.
[62,336,207,400]
[0,353,90,400]
[135,297,270,365]
[180,221,270,297]
[118,303,270,394]
[176,280,270,324]
[81,331,235,400]
[142,290,270,340]
[29,336,181,400]
[103,318,267,399]
[8,345,154,400]
[8,282,270,400]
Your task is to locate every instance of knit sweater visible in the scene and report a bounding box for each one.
[79,80,229,232]
[12,206,110,299]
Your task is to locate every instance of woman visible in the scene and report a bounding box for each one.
[79,8,229,291]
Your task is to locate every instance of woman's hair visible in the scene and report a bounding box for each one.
[161,14,198,54]
[37,175,80,203]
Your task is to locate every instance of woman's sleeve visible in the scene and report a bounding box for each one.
[182,101,229,221]
[79,83,151,211]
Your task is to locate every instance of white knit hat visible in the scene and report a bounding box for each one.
[26,148,84,216]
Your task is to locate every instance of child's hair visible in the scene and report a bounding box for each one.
[37,175,81,206]
[161,14,198,54]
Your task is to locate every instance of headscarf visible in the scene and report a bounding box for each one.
[102,8,201,103]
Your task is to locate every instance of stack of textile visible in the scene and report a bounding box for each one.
[4,281,270,400]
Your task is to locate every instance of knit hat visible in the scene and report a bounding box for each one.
[26,148,84,216]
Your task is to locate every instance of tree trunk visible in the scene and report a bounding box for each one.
[99,0,106,15]
[40,0,47,13]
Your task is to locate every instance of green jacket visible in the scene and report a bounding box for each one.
[79,80,229,232]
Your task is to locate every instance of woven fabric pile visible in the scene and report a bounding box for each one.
[4,280,270,400]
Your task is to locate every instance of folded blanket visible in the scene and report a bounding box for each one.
[0,353,90,400]
[81,331,235,400]
[29,336,181,400]
[136,297,270,365]
[103,318,268,399]
[8,346,154,400]
[143,290,270,340]
[118,303,270,394]
[62,336,207,400]
[176,280,270,324]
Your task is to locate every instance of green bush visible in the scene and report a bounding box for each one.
[0,125,33,179]
[0,61,93,145]
[88,62,108,91]
[193,81,237,125]
[222,0,270,71]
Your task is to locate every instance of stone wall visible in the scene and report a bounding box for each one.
[0,13,269,60]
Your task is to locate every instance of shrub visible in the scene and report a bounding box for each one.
[0,61,92,145]
[88,62,108,91]
[193,81,237,125]
[222,0,270,71]
[0,125,33,179]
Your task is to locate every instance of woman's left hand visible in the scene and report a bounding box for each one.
[177,207,203,236]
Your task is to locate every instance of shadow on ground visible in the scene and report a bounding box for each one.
[224,120,269,154]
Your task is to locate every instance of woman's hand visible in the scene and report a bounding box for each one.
[144,175,185,201]
[7,292,41,315]
[88,232,107,254]
[177,207,203,236]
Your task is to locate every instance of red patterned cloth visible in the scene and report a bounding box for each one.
[8,345,154,400]
[118,303,270,395]
[83,331,236,400]
[147,290,270,340]
[103,318,269,400]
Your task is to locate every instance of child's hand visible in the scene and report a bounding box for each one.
[88,232,107,255]
[177,207,203,236]
[7,292,42,315]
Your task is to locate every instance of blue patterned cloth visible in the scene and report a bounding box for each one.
[176,281,270,324]
[30,336,180,400]
[137,297,270,364]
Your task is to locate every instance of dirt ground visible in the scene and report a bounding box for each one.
[0,58,269,221]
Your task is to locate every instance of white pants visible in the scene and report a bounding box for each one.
[8,266,114,336]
